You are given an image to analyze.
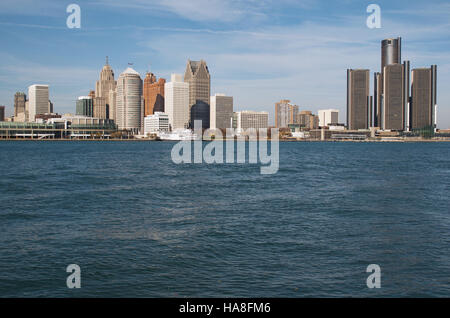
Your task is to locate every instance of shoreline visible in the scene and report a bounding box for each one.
[1,138,449,143]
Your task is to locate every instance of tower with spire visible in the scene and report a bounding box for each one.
[95,57,117,120]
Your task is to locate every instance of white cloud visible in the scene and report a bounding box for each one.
[95,0,318,23]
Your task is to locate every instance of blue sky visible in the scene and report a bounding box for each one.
[0,0,449,127]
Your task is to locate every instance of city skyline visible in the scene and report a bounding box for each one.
[0,0,449,127]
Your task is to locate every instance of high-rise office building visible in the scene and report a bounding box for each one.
[233,111,269,130]
[165,74,190,130]
[14,92,26,117]
[184,60,210,128]
[318,109,339,127]
[410,66,437,131]
[381,37,401,72]
[116,67,143,132]
[210,94,233,130]
[375,37,408,130]
[383,62,409,131]
[76,96,94,117]
[93,97,107,119]
[275,100,299,128]
[347,69,370,130]
[143,72,165,116]
[109,89,117,122]
[28,84,49,122]
[95,57,117,119]
[373,72,382,127]
[0,106,5,122]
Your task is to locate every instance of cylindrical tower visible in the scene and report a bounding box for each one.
[116,67,143,132]
[381,37,402,71]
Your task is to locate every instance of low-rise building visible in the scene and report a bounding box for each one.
[144,112,170,135]
[232,111,269,131]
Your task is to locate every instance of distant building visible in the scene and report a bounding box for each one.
[165,74,190,130]
[93,97,107,119]
[383,62,409,131]
[184,59,210,129]
[116,67,143,133]
[35,113,61,122]
[375,37,409,131]
[410,66,437,131]
[0,106,5,122]
[275,100,298,128]
[382,37,401,72]
[373,72,382,127]
[233,111,269,130]
[76,96,94,117]
[144,112,169,135]
[143,72,165,116]
[318,109,339,127]
[297,111,319,130]
[28,84,49,122]
[0,115,117,139]
[210,94,233,130]
[95,57,117,119]
[109,88,117,122]
[14,92,26,118]
[347,69,370,130]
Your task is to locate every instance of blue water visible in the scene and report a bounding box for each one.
[0,141,449,297]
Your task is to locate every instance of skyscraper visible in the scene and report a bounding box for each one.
[14,92,26,117]
[109,89,117,122]
[410,66,437,131]
[347,69,370,130]
[184,60,210,129]
[93,97,107,119]
[143,72,165,116]
[0,106,5,122]
[376,37,408,130]
[95,57,117,119]
[165,74,189,130]
[275,100,299,128]
[28,85,49,122]
[373,72,382,127]
[381,37,401,71]
[116,67,143,132]
[210,94,233,130]
[383,63,407,131]
[76,96,94,117]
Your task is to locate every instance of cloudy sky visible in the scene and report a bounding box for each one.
[0,0,449,127]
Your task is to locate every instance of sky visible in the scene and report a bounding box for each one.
[0,0,449,127]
